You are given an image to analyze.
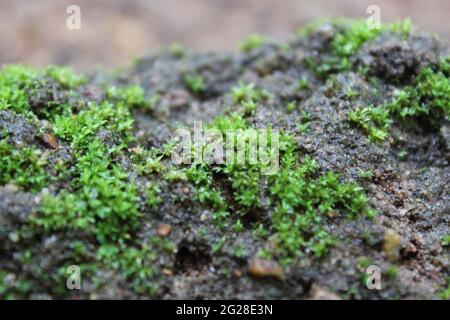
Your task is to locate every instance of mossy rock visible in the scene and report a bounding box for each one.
[0,19,449,299]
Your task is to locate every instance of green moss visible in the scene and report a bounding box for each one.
[30,96,154,293]
[440,277,450,300]
[230,82,270,117]
[184,113,373,263]
[170,43,185,58]
[146,184,162,208]
[0,138,47,191]
[32,89,141,242]
[45,66,86,89]
[356,256,373,269]
[106,85,154,110]
[35,167,140,243]
[186,164,229,227]
[232,82,254,103]
[233,219,244,232]
[233,244,245,258]
[0,269,33,299]
[348,105,391,143]
[345,88,358,100]
[387,265,398,279]
[212,236,227,253]
[298,77,310,90]
[0,65,92,122]
[0,63,168,296]
[349,58,450,142]
[312,20,383,78]
[358,169,374,180]
[184,73,205,95]
[387,58,450,119]
[389,18,413,38]
[442,235,450,247]
[242,99,257,115]
[296,111,311,134]
[240,34,266,53]
[231,82,269,104]
[0,65,39,114]
[304,19,413,78]
[97,241,162,294]
[268,135,374,260]
[286,101,296,114]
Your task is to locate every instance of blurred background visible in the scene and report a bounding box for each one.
[0,0,448,71]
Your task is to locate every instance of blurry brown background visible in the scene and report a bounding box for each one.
[0,0,448,71]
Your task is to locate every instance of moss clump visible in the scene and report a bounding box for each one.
[0,65,40,114]
[0,64,165,296]
[106,84,156,110]
[184,111,374,263]
[231,82,270,116]
[183,73,206,95]
[268,135,374,262]
[0,269,33,299]
[0,65,86,120]
[440,277,450,300]
[298,77,310,90]
[34,144,140,243]
[96,237,174,294]
[180,83,374,262]
[304,19,412,78]
[45,66,86,89]
[387,265,398,279]
[387,58,450,119]
[348,105,392,142]
[348,58,450,143]
[0,138,47,192]
[232,82,269,104]
[31,86,159,293]
[240,34,267,53]
[442,235,450,247]
[169,43,185,59]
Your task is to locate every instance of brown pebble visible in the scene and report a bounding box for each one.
[182,187,190,194]
[248,258,284,279]
[233,269,242,278]
[156,223,172,237]
[308,284,341,300]
[130,147,142,155]
[42,133,59,149]
[162,268,173,276]
[408,245,418,254]
[383,229,401,262]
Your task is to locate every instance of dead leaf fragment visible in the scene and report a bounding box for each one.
[42,133,59,149]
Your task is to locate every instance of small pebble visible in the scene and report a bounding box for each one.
[308,284,341,300]
[156,223,172,237]
[383,229,401,262]
[162,268,173,276]
[248,258,284,279]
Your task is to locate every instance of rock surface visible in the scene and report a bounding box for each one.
[0,21,449,299]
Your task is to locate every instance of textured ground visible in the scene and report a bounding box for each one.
[0,20,449,299]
